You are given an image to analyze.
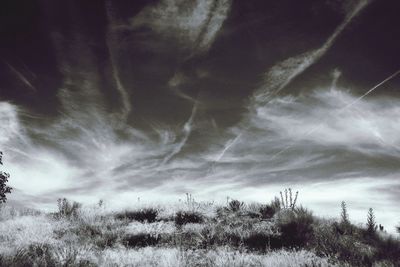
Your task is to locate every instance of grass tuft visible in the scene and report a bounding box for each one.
[115,208,158,223]
[175,211,204,226]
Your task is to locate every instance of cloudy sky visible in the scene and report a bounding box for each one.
[1,0,399,230]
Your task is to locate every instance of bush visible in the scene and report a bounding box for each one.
[313,223,400,266]
[115,208,158,223]
[68,222,121,249]
[0,151,12,204]
[374,236,400,265]
[4,244,55,267]
[196,224,225,249]
[278,207,314,248]
[122,234,160,248]
[313,223,374,266]
[257,197,282,219]
[72,223,102,238]
[175,211,204,226]
[56,198,81,219]
[171,232,202,249]
[0,243,97,267]
[243,233,282,251]
[226,200,245,212]
[94,231,119,249]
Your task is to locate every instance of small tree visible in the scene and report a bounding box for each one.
[366,208,377,234]
[340,201,350,225]
[0,151,12,203]
[339,201,352,234]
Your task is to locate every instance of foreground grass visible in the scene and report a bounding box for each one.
[0,196,399,267]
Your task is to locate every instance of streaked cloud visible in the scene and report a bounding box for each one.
[130,0,232,54]
[253,0,370,104]
[1,0,399,232]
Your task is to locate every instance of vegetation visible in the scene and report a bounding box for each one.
[115,208,158,223]
[279,188,298,210]
[55,198,82,220]
[174,211,204,226]
[366,208,377,235]
[0,151,12,204]
[0,187,399,266]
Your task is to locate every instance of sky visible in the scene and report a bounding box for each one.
[0,0,400,230]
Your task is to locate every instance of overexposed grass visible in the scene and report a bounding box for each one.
[125,221,176,236]
[2,200,392,267]
[94,247,337,267]
[0,214,67,255]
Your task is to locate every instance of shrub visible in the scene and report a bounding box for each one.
[224,232,242,248]
[243,233,283,251]
[259,200,281,219]
[313,223,374,266]
[69,222,121,249]
[244,203,262,219]
[226,199,245,212]
[373,236,400,265]
[73,223,102,238]
[278,207,314,248]
[175,211,204,226]
[0,151,12,204]
[171,231,202,248]
[122,234,160,248]
[56,198,82,219]
[0,243,97,267]
[0,244,56,267]
[115,208,158,223]
[366,208,377,236]
[195,223,226,249]
[94,231,120,249]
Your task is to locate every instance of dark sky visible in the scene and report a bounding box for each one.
[0,0,400,229]
[1,0,399,121]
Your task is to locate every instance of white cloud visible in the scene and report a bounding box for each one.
[130,0,232,54]
[253,0,370,105]
[253,88,400,156]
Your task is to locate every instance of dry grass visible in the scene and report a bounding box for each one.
[0,198,398,266]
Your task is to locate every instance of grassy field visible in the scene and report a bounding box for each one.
[0,192,399,267]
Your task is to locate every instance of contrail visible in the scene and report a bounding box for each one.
[205,126,248,175]
[214,0,371,163]
[270,69,400,159]
[161,100,199,165]
[212,0,369,162]
[253,0,370,103]
[105,0,132,122]
[4,61,36,92]
[214,131,245,162]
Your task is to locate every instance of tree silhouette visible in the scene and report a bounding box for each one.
[340,201,350,225]
[0,151,12,203]
[366,208,377,234]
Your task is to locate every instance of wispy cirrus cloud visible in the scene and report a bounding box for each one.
[253,0,370,105]
[215,0,371,162]
[2,0,400,232]
[130,0,232,55]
